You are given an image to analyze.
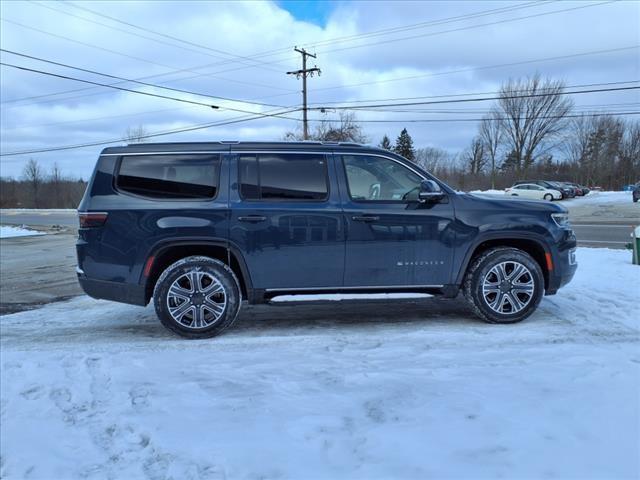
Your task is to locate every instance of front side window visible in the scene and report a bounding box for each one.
[342,155,423,201]
[239,153,328,201]
[117,154,220,199]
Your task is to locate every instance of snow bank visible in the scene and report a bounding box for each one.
[1,248,638,478]
[564,190,633,205]
[469,189,504,195]
[0,226,46,238]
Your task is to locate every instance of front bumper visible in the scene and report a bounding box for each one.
[546,245,578,295]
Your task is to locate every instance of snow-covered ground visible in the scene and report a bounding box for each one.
[1,248,638,479]
[563,190,634,205]
[0,225,46,238]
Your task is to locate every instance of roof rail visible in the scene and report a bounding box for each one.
[320,141,365,147]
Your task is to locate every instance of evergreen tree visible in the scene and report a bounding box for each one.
[379,135,392,150]
[394,128,416,161]
[501,150,519,172]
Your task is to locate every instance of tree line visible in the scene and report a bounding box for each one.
[0,159,87,208]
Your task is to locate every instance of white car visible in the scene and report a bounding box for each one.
[505,184,561,201]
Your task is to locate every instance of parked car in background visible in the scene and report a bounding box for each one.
[633,183,640,203]
[514,180,566,199]
[505,184,562,201]
[548,181,575,198]
[558,182,580,197]
[564,182,589,196]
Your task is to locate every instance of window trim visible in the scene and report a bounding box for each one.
[341,153,427,204]
[237,152,331,203]
[114,153,222,202]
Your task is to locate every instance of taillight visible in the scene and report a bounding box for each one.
[78,212,108,228]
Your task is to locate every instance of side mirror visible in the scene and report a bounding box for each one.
[418,179,445,202]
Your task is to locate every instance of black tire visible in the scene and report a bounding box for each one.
[543,193,553,201]
[463,247,544,324]
[153,256,242,339]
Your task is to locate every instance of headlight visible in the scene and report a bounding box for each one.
[551,213,571,229]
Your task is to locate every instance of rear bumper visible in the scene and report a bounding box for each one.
[77,274,147,306]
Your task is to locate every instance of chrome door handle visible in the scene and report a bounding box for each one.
[238,215,267,222]
[352,215,380,222]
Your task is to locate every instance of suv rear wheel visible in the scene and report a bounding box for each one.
[153,256,241,338]
[463,247,544,324]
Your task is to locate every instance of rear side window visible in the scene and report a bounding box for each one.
[239,153,328,201]
[117,154,220,199]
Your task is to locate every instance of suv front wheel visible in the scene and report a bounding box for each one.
[153,256,242,338]
[463,247,544,324]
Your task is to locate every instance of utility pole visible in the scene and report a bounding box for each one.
[287,47,320,140]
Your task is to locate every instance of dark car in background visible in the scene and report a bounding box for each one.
[633,183,640,203]
[76,141,578,338]
[549,181,576,198]
[564,182,589,196]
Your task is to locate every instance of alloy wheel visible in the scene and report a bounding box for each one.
[481,261,535,314]
[166,270,227,329]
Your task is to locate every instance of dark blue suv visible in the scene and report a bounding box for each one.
[77,141,577,338]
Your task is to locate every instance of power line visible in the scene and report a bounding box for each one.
[0,18,181,71]
[0,108,302,157]
[310,80,640,106]
[310,46,639,93]
[299,1,548,51]
[309,111,640,124]
[0,62,221,109]
[311,1,616,57]
[2,2,614,107]
[4,92,637,133]
[309,86,640,111]
[0,62,305,125]
[0,50,288,109]
[64,0,290,73]
[27,0,296,91]
[7,44,634,111]
[0,18,299,106]
[2,109,635,158]
[4,105,197,131]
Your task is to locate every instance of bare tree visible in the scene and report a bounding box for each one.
[479,112,503,189]
[415,147,450,173]
[496,74,573,173]
[22,158,43,208]
[621,120,640,185]
[50,162,63,208]
[463,137,487,175]
[124,124,149,143]
[284,112,367,143]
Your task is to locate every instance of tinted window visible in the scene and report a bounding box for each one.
[343,155,422,201]
[239,153,328,201]
[117,154,220,199]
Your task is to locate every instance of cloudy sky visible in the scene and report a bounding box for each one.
[1,0,638,179]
